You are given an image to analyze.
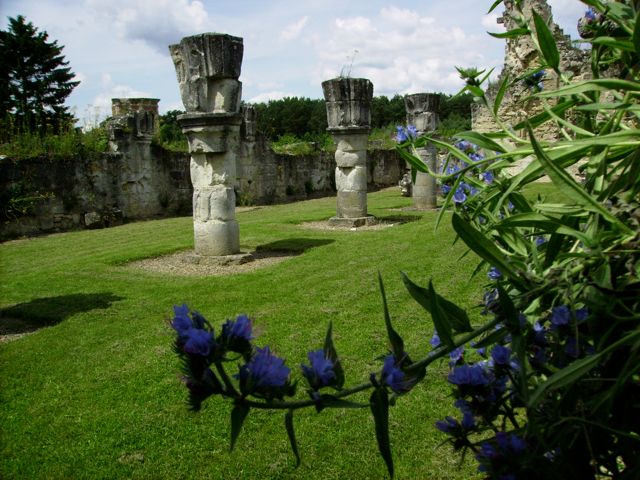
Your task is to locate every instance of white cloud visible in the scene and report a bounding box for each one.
[280,16,308,41]
[247,91,298,104]
[313,6,502,97]
[86,0,214,53]
[482,13,504,31]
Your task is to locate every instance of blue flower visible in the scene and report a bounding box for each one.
[430,331,441,348]
[488,266,502,280]
[448,364,490,386]
[222,314,253,341]
[301,349,336,389]
[394,125,417,143]
[535,236,546,246]
[238,346,291,391]
[585,8,597,21]
[449,346,465,367]
[550,305,571,327]
[482,171,494,184]
[183,328,214,356]
[453,188,467,204]
[441,184,452,195]
[468,152,484,162]
[172,303,193,337]
[491,345,511,366]
[395,125,408,143]
[435,416,459,434]
[381,354,407,393]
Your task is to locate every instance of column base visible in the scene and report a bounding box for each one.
[328,216,378,228]
[183,252,254,266]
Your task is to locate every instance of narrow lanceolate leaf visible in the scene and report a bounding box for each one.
[370,388,394,479]
[526,123,633,235]
[514,99,576,130]
[633,11,640,55]
[427,280,455,350]
[451,213,526,291]
[323,321,344,389]
[493,73,510,115]
[401,272,472,334]
[533,10,559,70]
[378,272,405,359]
[230,403,250,452]
[284,409,301,467]
[455,131,506,153]
[537,79,640,97]
[488,0,503,14]
[488,28,530,39]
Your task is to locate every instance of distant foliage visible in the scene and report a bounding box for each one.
[0,15,79,140]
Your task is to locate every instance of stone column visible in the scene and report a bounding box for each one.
[322,77,376,227]
[170,33,249,260]
[404,93,440,210]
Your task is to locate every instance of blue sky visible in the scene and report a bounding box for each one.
[1,0,586,126]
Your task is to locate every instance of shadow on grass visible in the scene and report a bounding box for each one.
[256,237,335,254]
[376,214,424,225]
[0,293,123,335]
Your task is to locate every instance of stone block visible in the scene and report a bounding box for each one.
[193,186,236,222]
[170,34,243,112]
[193,220,240,256]
[334,149,365,168]
[406,112,438,132]
[336,190,367,218]
[84,212,103,229]
[325,101,372,129]
[404,93,440,115]
[334,134,368,152]
[190,152,237,187]
[182,122,241,154]
[335,166,367,192]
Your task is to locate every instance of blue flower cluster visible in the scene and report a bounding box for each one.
[439,140,495,205]
[523,70,546,92]
[394,124,418,143]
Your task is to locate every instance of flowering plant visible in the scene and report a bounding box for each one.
[171,1,640,478]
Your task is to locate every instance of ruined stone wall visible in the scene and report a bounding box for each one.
[0,149,192,239]
[472,0,590,143]
[1,142,403,239]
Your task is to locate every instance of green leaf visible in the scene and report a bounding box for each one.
[591,36,635,51]
[537,79,640,97]
[284,409,301,467]
[315,394,369,410]
[488,0,503,14]
[495,212,591,244]
[513,99,577,130]
[370,388,394,479]
[455,131,506,153]
[451,213,526,291]
[401,272,472,334]
[323,321,344,389]
[533,10,559,70]
[378,272,405,359]
[230,403,250,452]
[526,123,633,235]
[465,85,484,97]
[633,11,640,54]
[427,280,455,350]
[488,28,530,39]
[493,73,510,115]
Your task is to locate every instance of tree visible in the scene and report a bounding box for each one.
[0,15,79,138]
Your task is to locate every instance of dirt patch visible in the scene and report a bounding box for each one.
[299,219,404,231]
[125,250,298,277]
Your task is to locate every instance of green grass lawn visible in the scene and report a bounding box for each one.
[0,187,526,479]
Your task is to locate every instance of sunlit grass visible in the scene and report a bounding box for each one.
[0,188,509,479]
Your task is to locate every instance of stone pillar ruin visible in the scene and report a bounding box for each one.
[322,77,376,227]
[405,93,440,210]
[170,33,249,260]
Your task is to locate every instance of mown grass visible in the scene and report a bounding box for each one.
[1,186,554,479]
